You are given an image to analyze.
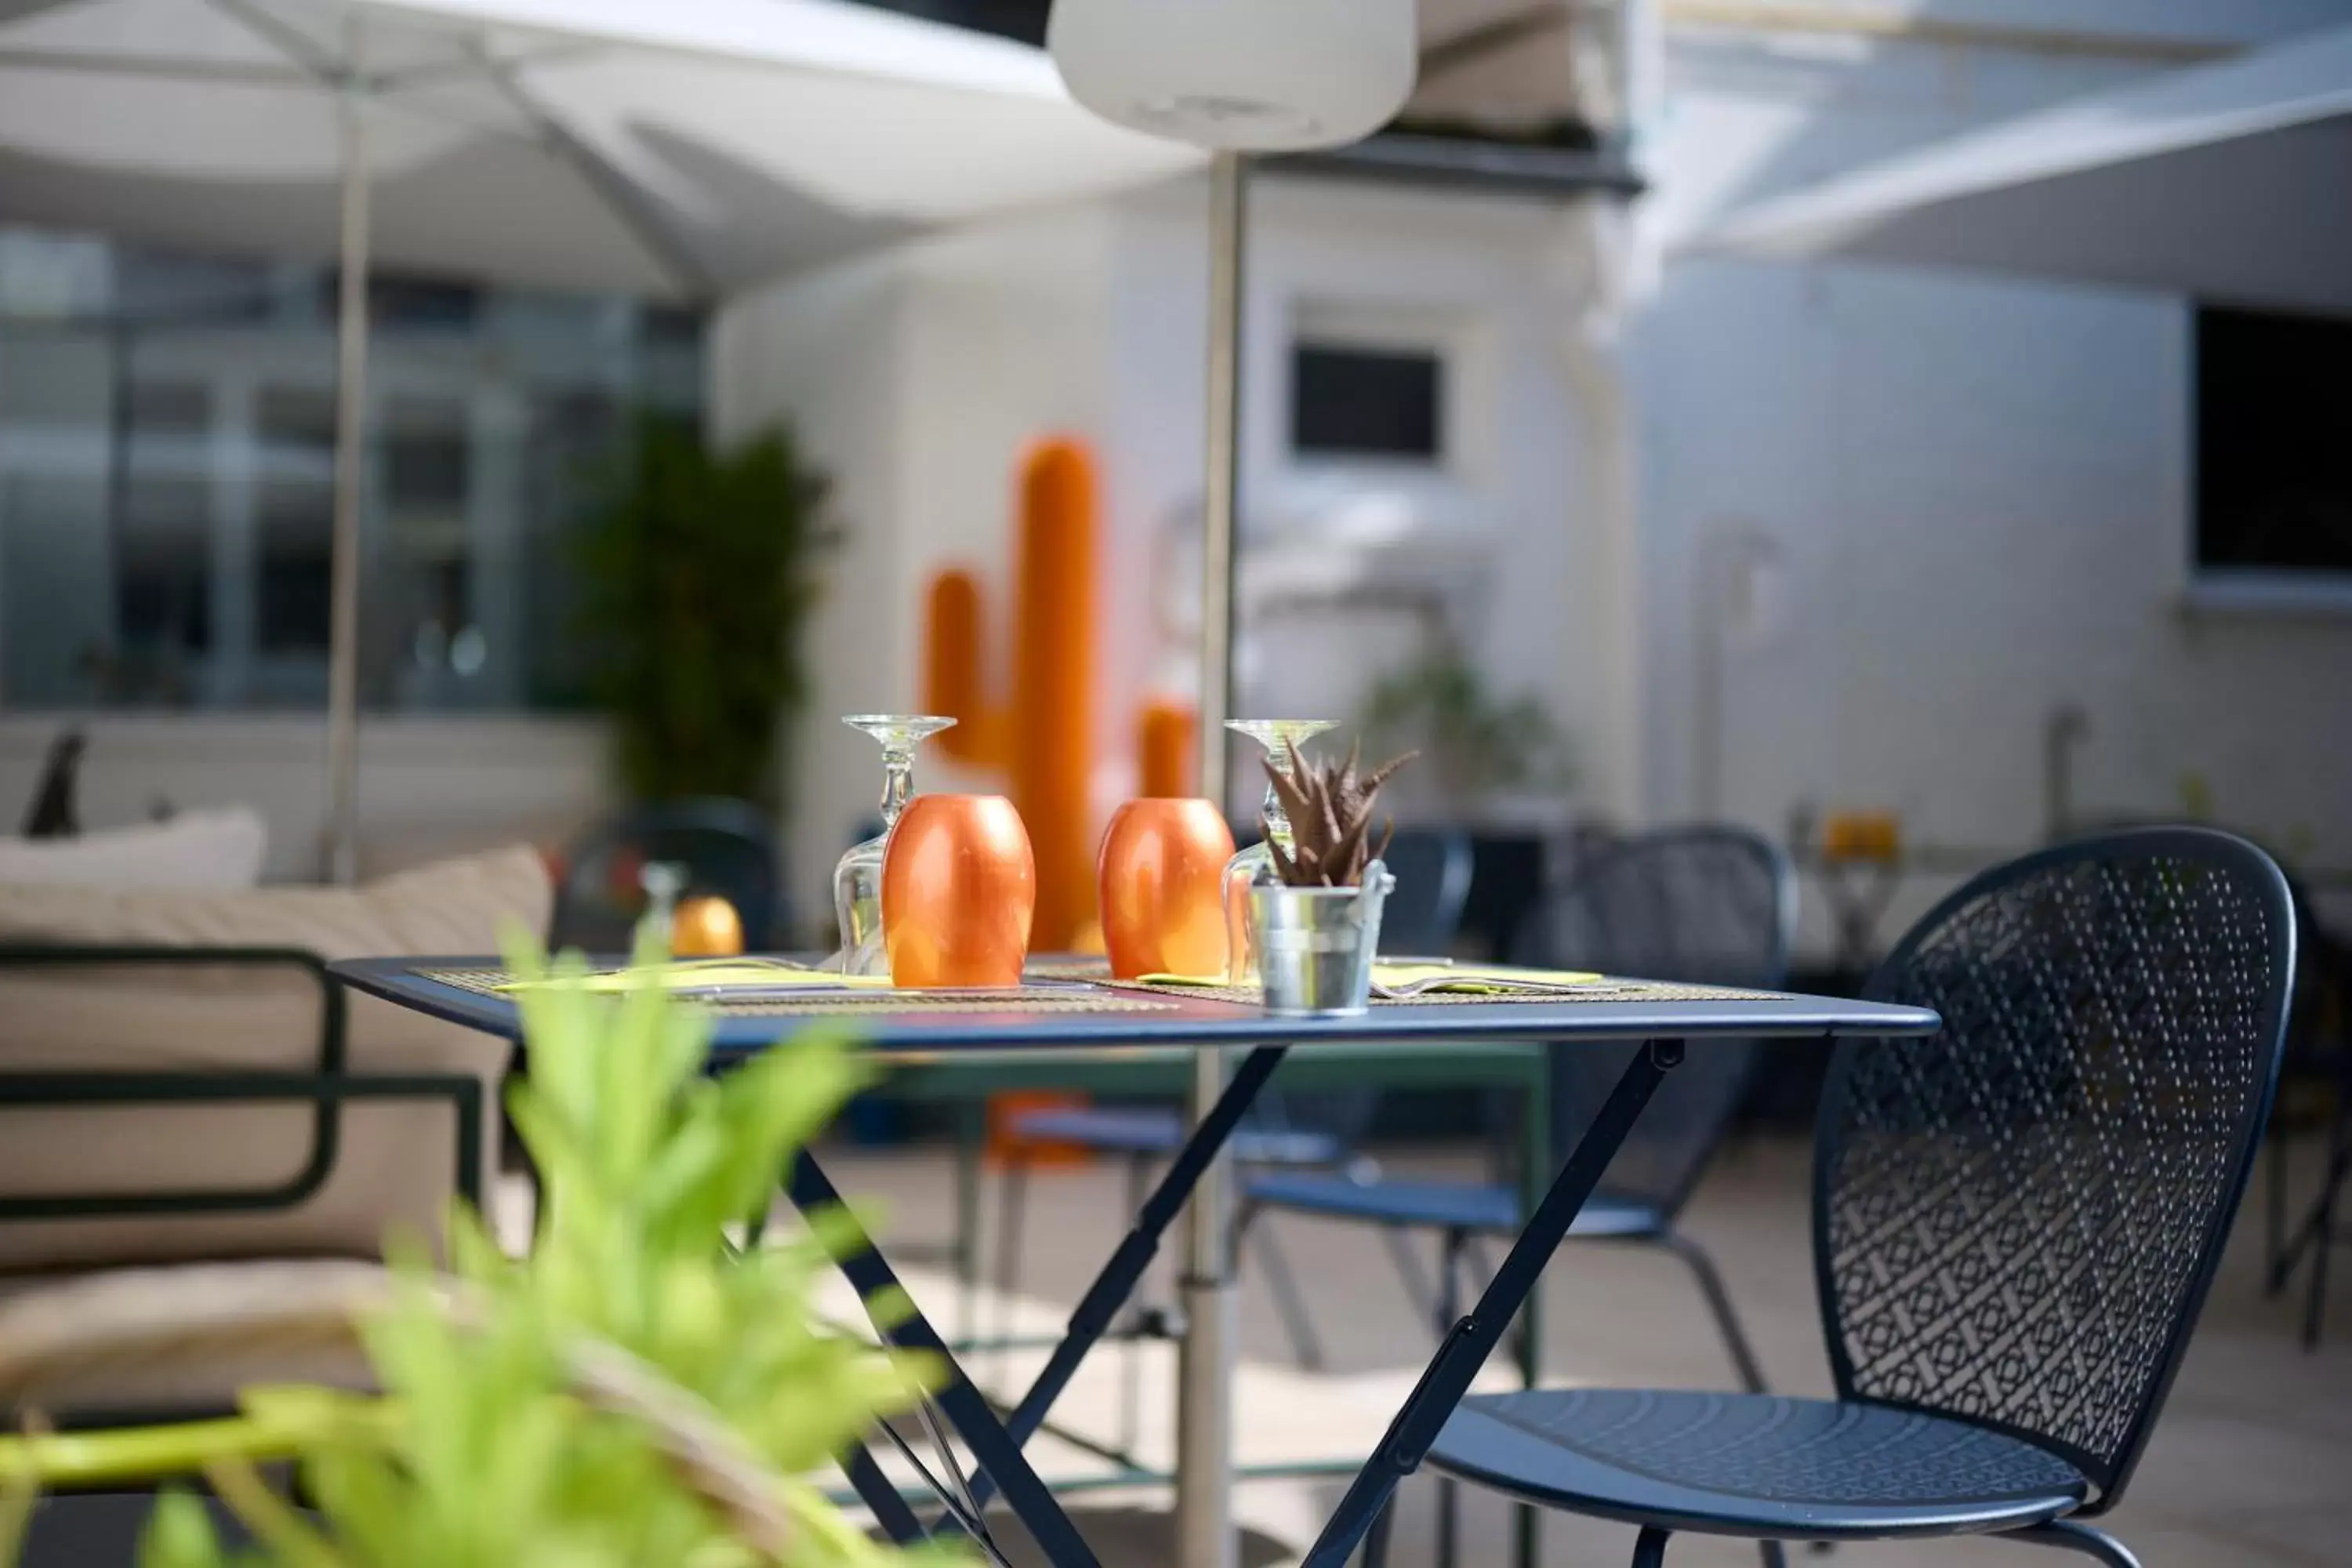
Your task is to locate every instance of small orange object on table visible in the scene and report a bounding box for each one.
[673,895,745,956]
[1820,810,1901,862]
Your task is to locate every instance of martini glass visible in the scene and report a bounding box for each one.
[1222,717,1341,982]
[833,714,956,976]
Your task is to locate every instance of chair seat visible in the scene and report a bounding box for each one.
[1426,1389,2089,1541]
[1007,1106,1338,1165]
[1241,1171,1664,1239]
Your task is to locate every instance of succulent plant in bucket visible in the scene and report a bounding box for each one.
[1261,738,1414,889]
[1250,740,1414,1015]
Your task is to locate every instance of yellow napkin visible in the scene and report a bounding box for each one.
[1131,964,1603,993]
[1374,963,1602,993]
[499,958,895,994]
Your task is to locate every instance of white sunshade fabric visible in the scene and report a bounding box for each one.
[0,0,1201,299]
[1686,22,2352,315]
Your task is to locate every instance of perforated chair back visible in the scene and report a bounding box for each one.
[1521,826,1794,1215]
[551,798,784,953]
[1820,827,2295,1510]
[1377,828,1475,956]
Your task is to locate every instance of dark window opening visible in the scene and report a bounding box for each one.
[384,396,470,512]
[2195,304,2352,577]
[258,385,336,459]
[126,380,209,438]
[1290,341,1443,462]
[258,486,332,653]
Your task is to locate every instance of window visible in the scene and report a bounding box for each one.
[126,379,209,437]
[1290,340,1444,463]
[257,384,336,461]
[117,478,211,656]
[0,224,705,710]
[383,395,470,513]
[2194,304,2352,582]
[257,483,333,655]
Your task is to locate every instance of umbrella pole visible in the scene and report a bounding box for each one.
[1176,146,1246,1568]
[1193,149,1245,796]
[324,67,370,884]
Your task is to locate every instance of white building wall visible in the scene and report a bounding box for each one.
[1099,176,1639,821]
[714,174,1637,916]
[710,253,913,920]
[893,206,1122,818]
[1629,5,2352,949]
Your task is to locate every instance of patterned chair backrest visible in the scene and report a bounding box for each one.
[1376,827,1475,957]
[1523,826,1795,1215]
[552,799,782,953]
[1820,827,2295,1508]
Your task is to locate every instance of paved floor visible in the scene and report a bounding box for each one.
[811,1133,2352,1568]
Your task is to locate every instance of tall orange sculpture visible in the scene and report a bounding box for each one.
[921,437,1098,949]
[1138,699,1196,800]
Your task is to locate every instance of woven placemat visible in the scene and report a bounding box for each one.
[416,968,1175,1017]
[1024,958,1112,983]
[1097,978,1783,1007]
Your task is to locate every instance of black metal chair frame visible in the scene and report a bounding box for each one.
[2263,880,2350,1347]
[1391,827,2298,1568]
[0,946,485,1222]
[0,946,485,1443]
[2268,1073,2350,1346]
[550,796,787,952]
[1237,824,1797,1567]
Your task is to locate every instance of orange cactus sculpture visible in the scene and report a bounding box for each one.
[921,437,1098,949]
[1138,699,1196,800]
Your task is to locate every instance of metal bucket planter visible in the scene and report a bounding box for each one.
[1246,861,1394,1017]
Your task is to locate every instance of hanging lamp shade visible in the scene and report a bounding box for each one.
[1047,0,1417,151]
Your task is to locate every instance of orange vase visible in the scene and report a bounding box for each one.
[883,795,1036,988]
[1098,798,1236,981]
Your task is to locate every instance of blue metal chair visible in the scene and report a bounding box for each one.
[1392,827,2296,1568]
[550,797,786,953]
[2265,875,2350,1346]
[991,826,1473,1450]
[1239,825,1794,1567]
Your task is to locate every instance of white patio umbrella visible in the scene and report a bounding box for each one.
[0,0,1198,877]
[1687,21,2352,315]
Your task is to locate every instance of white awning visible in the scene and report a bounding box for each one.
[1686,22,2352,314]
[0,0,1202,299]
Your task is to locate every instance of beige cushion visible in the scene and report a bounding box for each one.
[0,808,267,891]
[0,1260,386,1419]
[0,847,549,1273]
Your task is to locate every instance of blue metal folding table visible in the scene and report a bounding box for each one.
[331,958,1937,1568]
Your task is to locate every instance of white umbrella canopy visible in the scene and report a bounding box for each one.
[1686,22,2352,315]
[0,0,1199,877]
[0,0,1200,298]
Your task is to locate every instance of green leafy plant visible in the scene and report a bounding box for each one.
[2,926,950,1568]
[1356,645,1574,815]
[577,416,836,805]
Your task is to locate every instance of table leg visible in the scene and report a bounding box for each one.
[953,1098,984,1349]
[1298,1040,1683,1568]
[787,1150,1102,1568]
[1176,1044,1239,1568]
[1514,1051,1551,1568]
[959,1045,1290,1516]
[840,1444,927,1544]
